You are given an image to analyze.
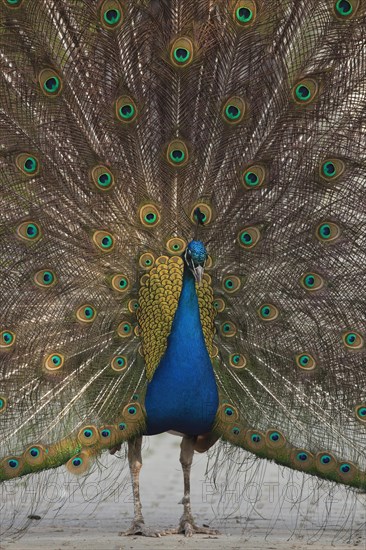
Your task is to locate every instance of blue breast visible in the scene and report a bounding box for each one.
[145,267,219,436]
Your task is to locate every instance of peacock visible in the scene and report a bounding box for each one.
[0,0,365,540]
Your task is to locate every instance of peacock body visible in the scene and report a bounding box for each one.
[0,0,366,538]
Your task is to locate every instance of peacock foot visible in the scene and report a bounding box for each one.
[167,514,220,537]
[121,519,164,538]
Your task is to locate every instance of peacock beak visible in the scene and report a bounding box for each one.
[193,265,204,285]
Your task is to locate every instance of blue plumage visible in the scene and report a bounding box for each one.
[145,265,219,435]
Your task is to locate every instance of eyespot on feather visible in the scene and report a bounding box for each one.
[139,204,161,227]
[292,78,319,105]
[100,0,124,29]
[139,252,155,270]
[258,303,279,321]
[0,330,16,350]
[166,140,189,167]
[245,430,266,452]
[222,275,241,293]
[237,226,261,249]
[92,230,115,252]
[190,203,213,225]
[170,37,194,67]
[17,221,42,243]
[115,95,138,123]
[213,298,226,313]
[1,456,24,478]
[233,1,257,27]
[219,403,239,422]
[34,269,57,288]
[44,353,64,371]
[229,353,247,369]
[76,304,97,324]
[111,274,130,293]
[39,69,62,97]
[355,404,366,423]
[91,165,115,191]
[3,0,24,8]
[220,321,237,337]
[342,331,364,350]
[78,426,99,446]
[23,445,46,466]
[166,237,187,255]
[266,430,286,449]
[315,452,337,474]
[300,272,324,292]
[111,355,128,372]
[15,153,40,176]
[222,96,246,124]
[333,0,360,19]
[122,402,143,422]
[295,353,316,371]
[117,321,133,338]
[315,221,341,243]
[319,158,345,182]
[290,449,314,471]
[0,396,7,413]
[242,164,266,190]
[66,451,92,475]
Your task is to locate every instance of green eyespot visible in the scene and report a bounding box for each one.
[92,230,115,252]
[292,78,319,105]
[116,95,138,123]
[238,226,261,249]
[315,221,341,243]
[222,97,246,124]
[170,37,194,67]
[320,159,345,182]
[234,1,257,26]
[295,353,316,371]
[0,330,16,349]
[44,352,65,371]
[258,303,279,321]
[39,69,62,97]
[100,0,124,29]
[139,204,161,227]
[334,0,359,19]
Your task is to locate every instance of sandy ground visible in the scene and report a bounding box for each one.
[1,433,365,550]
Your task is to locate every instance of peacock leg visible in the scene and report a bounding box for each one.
[122,436,162,537]
[168,434,220,537]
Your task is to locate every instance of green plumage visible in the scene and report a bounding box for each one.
[0,0,365,538]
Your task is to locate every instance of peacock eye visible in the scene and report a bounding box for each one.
[220,321,237,337]
[0,330,16,349]
[242,164,266,190]
[76,304,97,324]
[139,204,160,227]
[319,158,345,182]
[17,221,42,243]
[39,69,62,97]
[292,78,319,105]
[139,252,155,269]
[234,1,257,26]
[166,140,189,166]
[118,422,126,431]
[111,355,127,372]
[213,297,226,312]
[229,353,246,369]
[117,322,133,338]
[342,330,364,350]
[92,230,115,252]
[315,221,341,243]
[258,303,279,321]
[91,165,115,191]
[297,452,308,461]
[266,430,286,448]
[355,404,366,423]
[222,96,246,124]
[334,0,359,18]
[128,406,137,415]
[223,275,241,293]
[0,396,7,413]
[44,352,64,371]
[100,0,124,29]
[295,353,316,370]
[190,202,213,226]
[111,274,130,293]
[170,37,194,67]
[34,269,56,288]
[116,95,138,123]
[4,0,24,7]
[238,226,261,249]
[300,272,324,292]
[166,237,187,255]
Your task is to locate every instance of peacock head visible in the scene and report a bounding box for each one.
[184,240,207,285]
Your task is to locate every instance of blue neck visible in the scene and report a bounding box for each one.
[145,266,219,435]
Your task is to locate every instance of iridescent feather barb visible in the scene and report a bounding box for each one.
[0,0,365,540]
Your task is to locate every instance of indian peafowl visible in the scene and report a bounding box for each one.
[0,0,366,539]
